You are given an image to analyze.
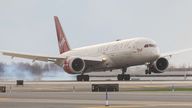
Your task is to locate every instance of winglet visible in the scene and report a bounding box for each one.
[54,16,70,54]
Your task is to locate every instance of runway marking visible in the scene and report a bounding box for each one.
[87,105,144,108]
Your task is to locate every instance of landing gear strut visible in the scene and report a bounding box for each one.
[77,75,89,81]
[145,64,152,74]
[117,67,130,81]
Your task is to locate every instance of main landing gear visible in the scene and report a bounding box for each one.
[77,75,90,81]
[77,67,131,81]
[117,67,131,81]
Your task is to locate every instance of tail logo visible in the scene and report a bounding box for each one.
[54,16,70,54]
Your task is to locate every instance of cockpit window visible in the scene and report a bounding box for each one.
[144,44,156,48]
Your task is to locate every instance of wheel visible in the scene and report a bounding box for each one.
[117,74,124,81]
[77,75,82,81]
[148,71,151,74]
[77,75,90,81]
[84,75,90,81]
[124,74,130,81]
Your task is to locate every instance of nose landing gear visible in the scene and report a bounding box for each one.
[145,63,152,74]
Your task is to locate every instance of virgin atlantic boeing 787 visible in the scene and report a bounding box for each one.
[1,16,191,81]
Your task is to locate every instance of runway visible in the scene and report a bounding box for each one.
[1,92,192,108]
[0,81,192,108]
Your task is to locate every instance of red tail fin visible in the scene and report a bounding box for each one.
[54,16,70,54]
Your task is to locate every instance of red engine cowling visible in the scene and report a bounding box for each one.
[151,57,169,73]
[63,57,85,74]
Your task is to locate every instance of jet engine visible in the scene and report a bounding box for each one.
[151,57,169,73]
[63,57,85,74]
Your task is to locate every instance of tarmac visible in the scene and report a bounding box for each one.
[0,81,192,108]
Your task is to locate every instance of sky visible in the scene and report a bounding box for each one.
[1,0,192,73]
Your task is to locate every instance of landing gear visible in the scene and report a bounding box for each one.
[117,74,130,81]
[145,69,151,74]
[145,63,152,74]
[117,67,131,81]
[117,74,124,81]
[77,75,89,81]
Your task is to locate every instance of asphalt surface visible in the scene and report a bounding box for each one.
[1,92,192,108]
[0,81,192,108]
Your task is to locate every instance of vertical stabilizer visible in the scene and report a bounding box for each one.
[54,16,70,54]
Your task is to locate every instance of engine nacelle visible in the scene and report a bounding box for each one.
[151,57,169,73]
[63,57,85,74]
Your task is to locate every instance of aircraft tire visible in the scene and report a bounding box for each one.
[124,74,130,81]
[84,75,90,81]
[77,75,89,81]
[117,74,124,81]
[77,75,83,81]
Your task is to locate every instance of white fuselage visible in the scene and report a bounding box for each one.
[60,37,160,72]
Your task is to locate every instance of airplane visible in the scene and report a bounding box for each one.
[1,16,192,81]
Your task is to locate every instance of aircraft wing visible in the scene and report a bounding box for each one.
[0,51,104,63]
[161,48,192,58]
[0,51,65,62]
